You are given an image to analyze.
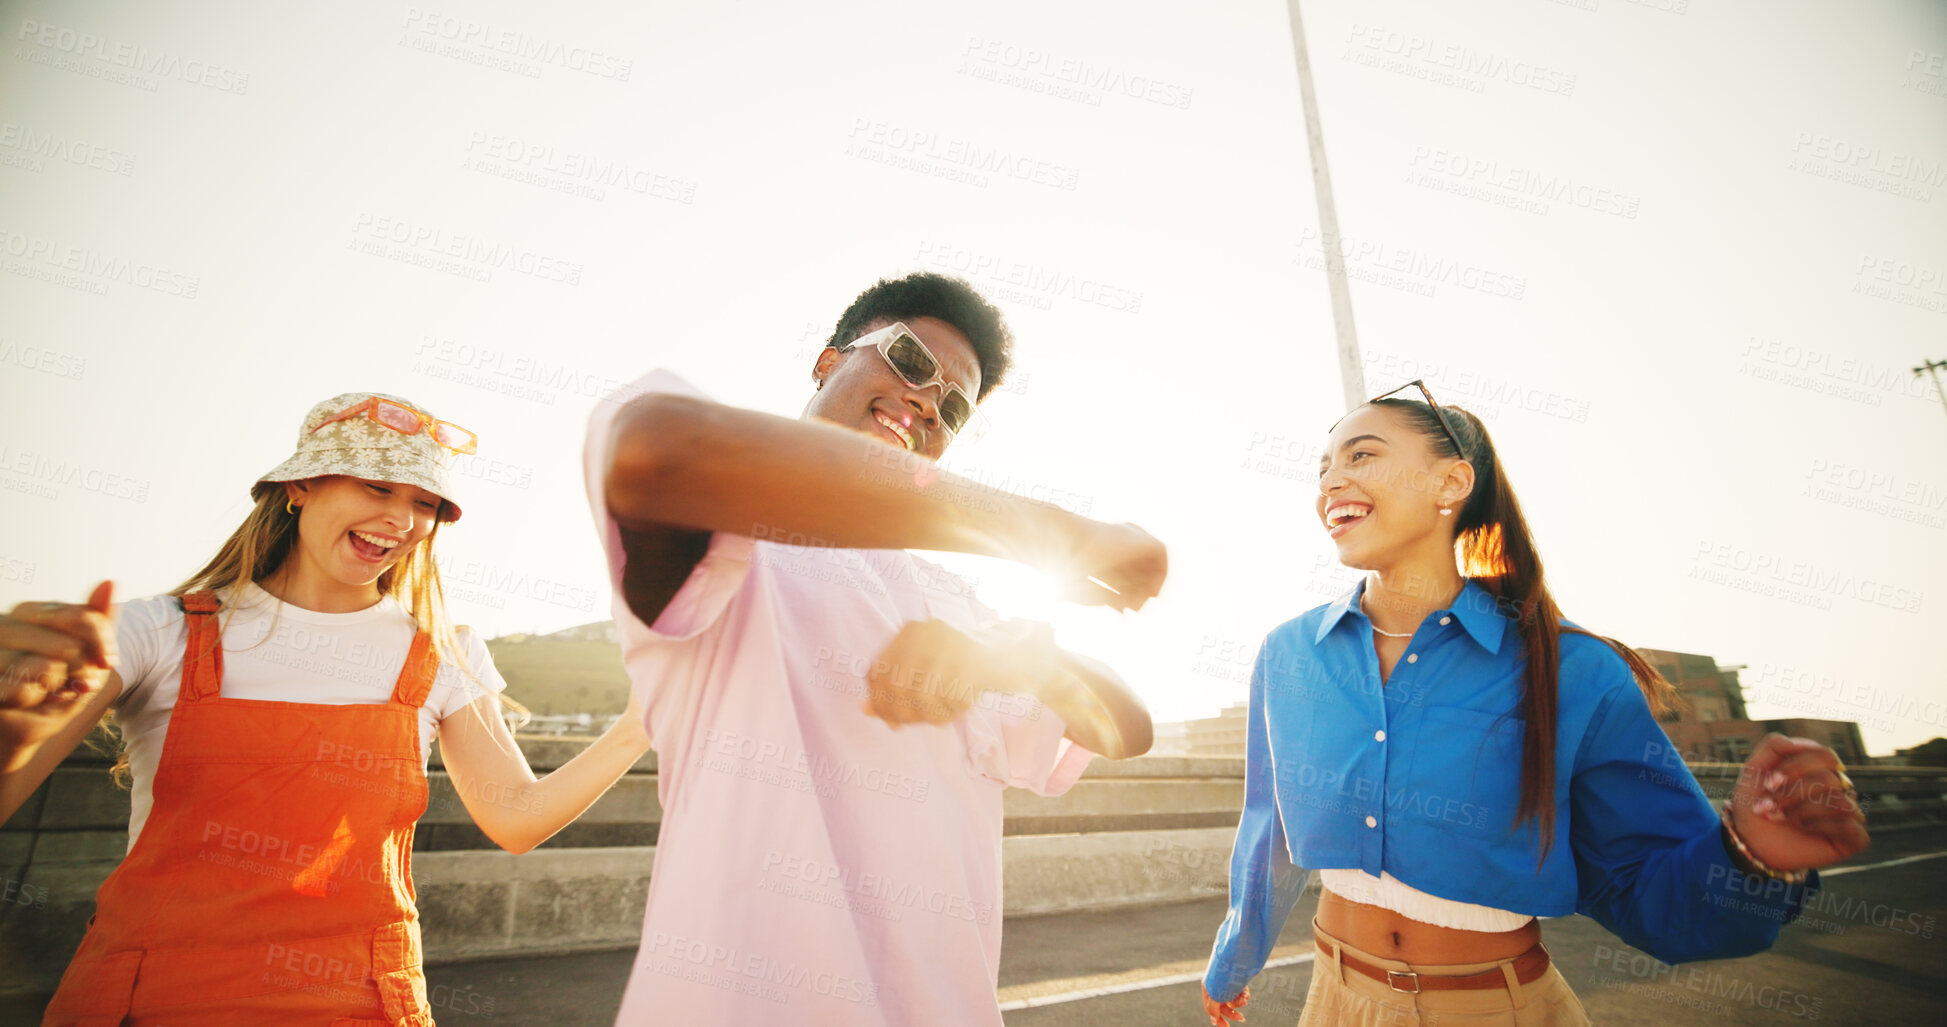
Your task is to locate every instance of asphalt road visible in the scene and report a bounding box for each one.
[10,828,1943,1024]
[410,826,1947,1026]
[996,833,1947,1026]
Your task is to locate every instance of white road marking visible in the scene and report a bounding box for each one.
[997,848,1947,1011]
[1818,848,1947,877]
[998,952,1314,1011]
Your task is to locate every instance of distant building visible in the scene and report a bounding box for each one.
[1890,739,1947,767]
[1639,649,1866,764]
[1638,648,1749,722]
[1659,714,1868,765]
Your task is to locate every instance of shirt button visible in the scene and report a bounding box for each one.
[1365,815,1377,828]
[1439,616,1452,626]
[1406,654,1419,663]
[1374,730,1386,742]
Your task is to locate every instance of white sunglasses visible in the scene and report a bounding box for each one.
[842,322,983,437]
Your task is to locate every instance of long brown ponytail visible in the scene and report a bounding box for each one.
[1373,399,1681,861]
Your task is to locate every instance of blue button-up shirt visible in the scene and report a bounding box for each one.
[1204,580,1814,1001]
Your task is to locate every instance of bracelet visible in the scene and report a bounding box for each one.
[1719,801,1809,884]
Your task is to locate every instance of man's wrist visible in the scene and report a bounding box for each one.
[987,496,1086,572]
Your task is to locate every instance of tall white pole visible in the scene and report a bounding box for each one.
[1284,0,1366,410]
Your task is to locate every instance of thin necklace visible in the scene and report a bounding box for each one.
[1362,581,1467,639]
[1360,596,1416,638]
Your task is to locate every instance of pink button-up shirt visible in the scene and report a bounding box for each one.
[585,371,1092,1025]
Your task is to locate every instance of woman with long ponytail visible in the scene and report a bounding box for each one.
[1199,382,1868,1026]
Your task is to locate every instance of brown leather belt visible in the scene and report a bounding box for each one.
[1315,936,1552,994]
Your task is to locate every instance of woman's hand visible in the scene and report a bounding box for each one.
[1728,733,1869,872]
[1202,984,1248,1025]
[1,582,118,773]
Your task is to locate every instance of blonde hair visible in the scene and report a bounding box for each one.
[98,480,529,786]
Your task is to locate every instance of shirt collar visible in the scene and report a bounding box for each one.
[1315,578,1507,654]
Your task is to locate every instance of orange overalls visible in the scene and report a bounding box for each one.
[44,591,439,1026]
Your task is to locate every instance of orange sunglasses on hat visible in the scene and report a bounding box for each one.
[312,396,478,455]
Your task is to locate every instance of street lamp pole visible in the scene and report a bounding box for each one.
[1283,0,1366,411]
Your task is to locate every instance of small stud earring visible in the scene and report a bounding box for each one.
[1439,507,1453,516]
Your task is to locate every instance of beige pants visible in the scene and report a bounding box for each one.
[1296,921,1592,1026]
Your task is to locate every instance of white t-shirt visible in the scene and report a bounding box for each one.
[110,581,507,849]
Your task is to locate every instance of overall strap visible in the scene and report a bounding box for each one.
[389,631,438,710]
[178,591,224,703]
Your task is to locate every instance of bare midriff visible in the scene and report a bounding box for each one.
[1317,889,1540,965]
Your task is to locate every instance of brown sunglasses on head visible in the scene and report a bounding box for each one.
[1332,379,1464,455]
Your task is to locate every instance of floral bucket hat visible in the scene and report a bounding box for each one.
[256,392,473,522]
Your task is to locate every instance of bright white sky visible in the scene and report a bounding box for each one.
[3,0,1943,753]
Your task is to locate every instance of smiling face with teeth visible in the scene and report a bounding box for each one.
[280,475,443,597]
[1316,405,1475,573]
[804,316,983,462]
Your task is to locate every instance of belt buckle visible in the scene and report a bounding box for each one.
[1386,969,1421,994]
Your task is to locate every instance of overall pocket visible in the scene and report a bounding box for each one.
[39,948,142,1027]
[369,919,433,1027]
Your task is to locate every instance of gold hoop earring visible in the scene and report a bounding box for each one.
[286,498,299,515]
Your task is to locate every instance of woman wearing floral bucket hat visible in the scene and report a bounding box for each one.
[0,392,653,1026]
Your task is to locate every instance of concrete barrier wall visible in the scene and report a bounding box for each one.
[7,746,1944,990]
[410,826,1240,962]
[1,747,1255,987]
[415,847,653,961]
[1001,827,1236,916]
[2,829,1241,978]
[3,751,1251,859]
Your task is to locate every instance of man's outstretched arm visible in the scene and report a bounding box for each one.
[605,391,1166,619]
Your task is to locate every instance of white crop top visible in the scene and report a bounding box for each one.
[1317,868,1534,932]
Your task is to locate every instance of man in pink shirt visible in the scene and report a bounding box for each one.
[584,272,1168,1025]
